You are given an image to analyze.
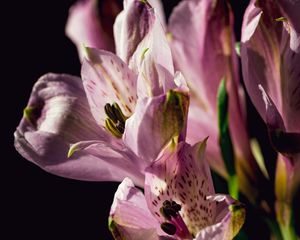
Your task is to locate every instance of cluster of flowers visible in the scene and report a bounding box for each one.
[14,0,299,239]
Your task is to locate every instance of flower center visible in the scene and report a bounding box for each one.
[104,102,127,138]
[160,200,192,239]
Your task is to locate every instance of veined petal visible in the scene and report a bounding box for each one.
[145,139,216,236]
[135,20,176,98]
[66,0,121,60]
[169,0,256,188]
[169,0,239,112]
[14,73,117,181]
[277,0,300,34]
[114,0,175,98]
[109,178,162,240]
[113,0,155,65]
[81,48,137,127]
[66,141,144,185]
[123,89,189,165]
[195,195,245,240]
[241,0,300,132]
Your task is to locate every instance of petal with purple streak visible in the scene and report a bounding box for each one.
[81,47,137,127]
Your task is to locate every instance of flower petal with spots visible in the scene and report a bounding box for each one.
[81,47,137,127]
[145,139,215,236]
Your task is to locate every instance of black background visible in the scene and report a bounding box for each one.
[3,0,269,239]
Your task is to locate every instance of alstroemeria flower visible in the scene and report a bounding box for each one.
[66,0,261,200]
[14,0,189,186]
[167,0,260,201]
[66,0,165,60]
[241,0,300,232]
[109,139,245,239]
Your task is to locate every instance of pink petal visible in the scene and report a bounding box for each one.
[277,0,300,33]
[169,0,256,190]
[145,139,216,236]
[258,85,285,131]
[114,0,175,98]
[123,90,189,166]
[187,104,227,178]
[241,0,300,132]
[66,141,144,185]
[110,178,161,240]
[113,0,156,65]
[14,73,127,181]
[65,0,120,60]
[148,0,166,28]
[135,18,176,98]
[81,48,137,127]
[195,195,245,240]
[169,0,239,113]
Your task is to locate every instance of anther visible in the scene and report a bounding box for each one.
[160,200,182,220]
[161,222,177,235]
[104,102,127,138]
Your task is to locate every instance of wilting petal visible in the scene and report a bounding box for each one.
[241,0,300,132]
[109,178,162,240]
[123,90,189,165]
[14,73,118,181]
[145,139,216,236]
[66,0,121,60]
[81,47,137,126]
[196,195,245,240]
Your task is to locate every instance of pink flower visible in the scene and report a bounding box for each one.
[14,1,189,187]
[109,139,245,239]
[66,0,165,60]
[167,0,260,201]
[241,0,300,235]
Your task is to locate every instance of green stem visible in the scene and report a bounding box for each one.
[279,223,297,240]
[228,174,239,200]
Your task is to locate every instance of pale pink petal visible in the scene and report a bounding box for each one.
[145,139,216,236]
[123,90,189,165]
[114,0,175,98]
[148,0,166,28]
[81,48,137,127]
[195,195,245,240]
[66,0,120,60]
[135,18,176,98]
[14,73,128,181]
[113,0,155,65]
[109,178,162,240]
[66,141,144,185]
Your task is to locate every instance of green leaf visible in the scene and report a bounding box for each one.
[217,78,238,199]
[250,139,269,179]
